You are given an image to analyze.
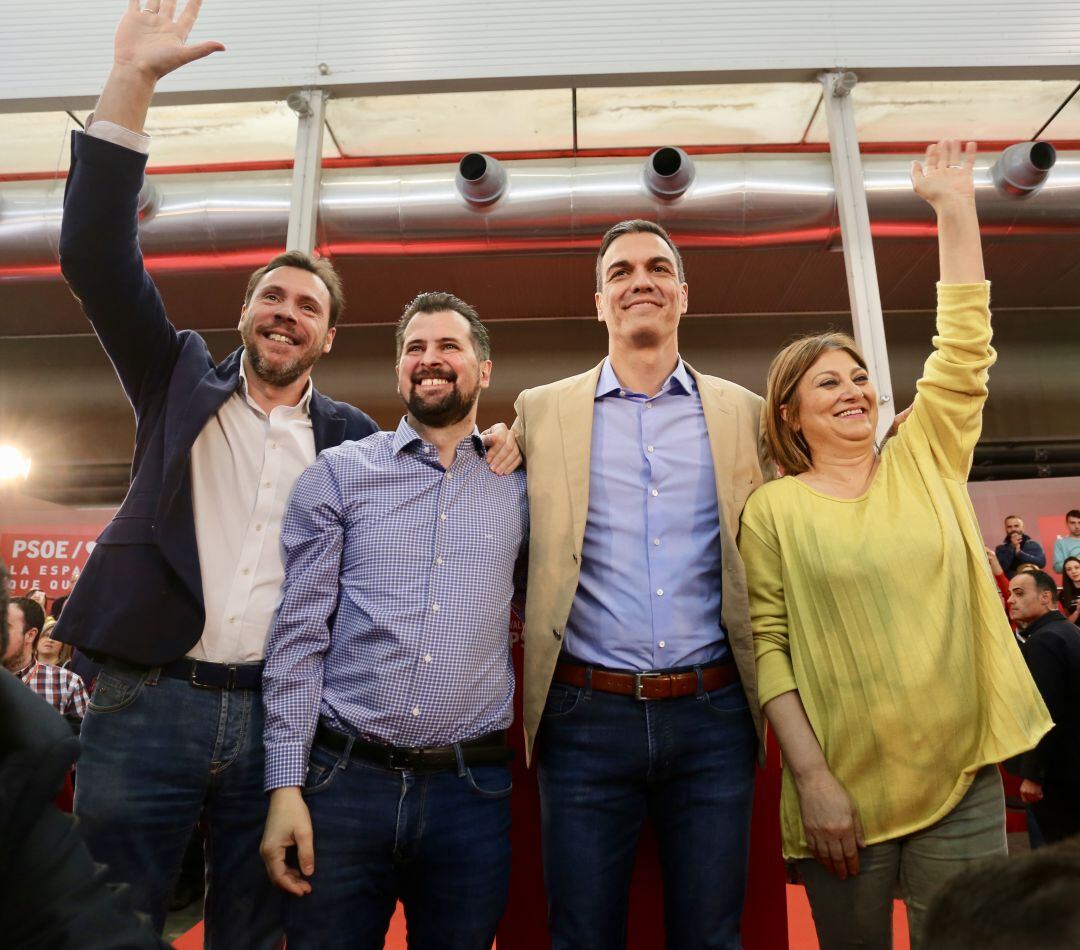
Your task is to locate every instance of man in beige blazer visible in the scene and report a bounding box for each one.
[513,219,770,950]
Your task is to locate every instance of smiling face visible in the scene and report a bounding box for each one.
[238,265,336,388]
[785,349,878,458]
[396,309,491,429]
[595,232,688,352]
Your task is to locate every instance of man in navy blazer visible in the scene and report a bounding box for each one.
[52,4,375,945]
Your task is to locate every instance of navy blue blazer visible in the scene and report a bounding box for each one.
[54,131,377,666]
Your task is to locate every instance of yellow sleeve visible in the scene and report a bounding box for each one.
[738,493,797,708]
[898,281,994,480]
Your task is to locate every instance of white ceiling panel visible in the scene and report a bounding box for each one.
[577,84,822,148]
[0,112,77,175]
[326,89,573,157]
[805,80,1078,143]
[130,101,340,166]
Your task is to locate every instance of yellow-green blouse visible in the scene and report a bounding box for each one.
[738,282,1051,860]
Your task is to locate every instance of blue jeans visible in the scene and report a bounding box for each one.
[537,672,757,950]
[284,740,512,950]
[74,660,282,948]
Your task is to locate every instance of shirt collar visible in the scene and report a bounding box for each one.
[391,416,486,459]
[14,661,36,681]
[595,356,694,399]
[238,356,314,414]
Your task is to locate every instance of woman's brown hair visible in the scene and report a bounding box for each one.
[763,332,867,475]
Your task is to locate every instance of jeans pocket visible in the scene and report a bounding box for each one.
[301,746,344,797]
[88,667,148,713]
[464,764,513,799]
[702,681,751,717]
[542,682,584,720]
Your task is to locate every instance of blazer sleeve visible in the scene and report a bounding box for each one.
[58,131,181,414]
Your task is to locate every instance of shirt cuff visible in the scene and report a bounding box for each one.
[264,742,311,792]
[85,114,151,155]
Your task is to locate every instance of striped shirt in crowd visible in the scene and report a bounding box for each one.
[263,418,528,791]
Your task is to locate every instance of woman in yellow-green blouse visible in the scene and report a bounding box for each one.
[738,139,1051,950]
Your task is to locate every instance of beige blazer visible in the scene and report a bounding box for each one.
[512,360,772,763]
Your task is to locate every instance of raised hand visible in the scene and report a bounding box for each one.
[114,0,224,81]
[911,139,977,209]
[94,0,224,133]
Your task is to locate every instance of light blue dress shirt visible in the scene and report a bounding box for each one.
[263,418,528,790]
[564,357,727,671]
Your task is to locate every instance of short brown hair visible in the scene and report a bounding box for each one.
[243,250,345,327]
[595,219,685,292]
[395,291,491,361]
[763,332,867,475]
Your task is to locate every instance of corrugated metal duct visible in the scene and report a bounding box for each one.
[1,151,1077,276]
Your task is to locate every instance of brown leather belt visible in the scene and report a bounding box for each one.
[553,659,738,701]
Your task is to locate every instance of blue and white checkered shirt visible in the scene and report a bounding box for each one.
[263,417,528,791]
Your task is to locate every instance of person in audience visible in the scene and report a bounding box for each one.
[1053,508,1080,573]
[922,840,1080,950]
[4,597,89,722]
[738,140,1051,950]
[261,292,526,949]
[994,514,1046,578]
[57,3,519,945]
[1059,556,1080,624]
[1007,570,1080,844]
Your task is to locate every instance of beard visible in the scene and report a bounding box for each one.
[243,332,323,388]
[403,375,481,428]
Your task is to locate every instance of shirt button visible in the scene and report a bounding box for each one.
[445,471,453,479]
[228,616,237,623]
[271,442,278,450]
[656,588,664,596]
[646,445,655,453]
[659,640,666,648]
[653,538,661,546]
[435,556,444,566]
[254,523,263,532]
[412,707,420,717]
[264,481,271,489]
[423,654,432,663]
[432,604,440,612]
[440,512,447,521]
[618,390,626,397]
[645,403,653,410]
[651,489,659,497]
[243,568,251,575]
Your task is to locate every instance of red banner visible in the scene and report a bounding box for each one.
[1,531,100,599]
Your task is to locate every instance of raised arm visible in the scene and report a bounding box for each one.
[58,2,223,410]
[96,0,224,133]
[895,140,993,480]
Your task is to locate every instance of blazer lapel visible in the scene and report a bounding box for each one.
[310,391,345,453]
[558,362,604,550]
[687,364,739,539]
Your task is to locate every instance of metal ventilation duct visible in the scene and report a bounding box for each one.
[1,151,1078,277]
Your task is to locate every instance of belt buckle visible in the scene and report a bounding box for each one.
[634,672,661,701]
[188,662,237,689]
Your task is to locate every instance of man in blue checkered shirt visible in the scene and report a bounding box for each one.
[260,291,528,949]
